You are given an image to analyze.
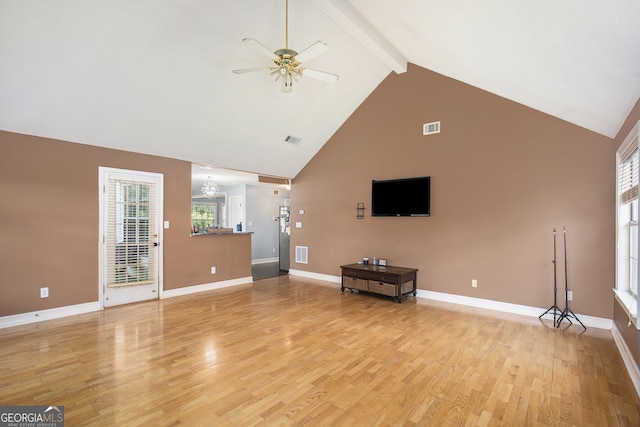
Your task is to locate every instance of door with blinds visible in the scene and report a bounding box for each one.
[100,168,163,307]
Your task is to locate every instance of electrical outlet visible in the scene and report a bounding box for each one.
[40,287,49,298]
[211,266,216,274]
[567,290,573,301]
[471,279,478,288]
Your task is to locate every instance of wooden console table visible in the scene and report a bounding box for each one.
[340,263,418,303]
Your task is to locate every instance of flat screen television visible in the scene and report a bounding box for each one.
[371,176,430,217]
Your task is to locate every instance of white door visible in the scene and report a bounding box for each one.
[229,195,243,231]
[99,168,163,307]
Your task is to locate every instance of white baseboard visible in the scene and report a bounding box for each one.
[417,289,612,330]
[611,321,640,399]
[0,302,101,329]
[2,274,634,397]
[291,271,612,330]
[289,269,342,284]
[1,276,612,333]
[161,276,254,299]
[252,257,279,265]
[0,277,254,329]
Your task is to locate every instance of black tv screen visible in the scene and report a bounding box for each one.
[371,176,430,217]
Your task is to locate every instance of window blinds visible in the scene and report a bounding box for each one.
[106,179,157,287]
[619,144,639,204]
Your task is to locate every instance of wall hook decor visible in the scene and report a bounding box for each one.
[356,202,365,219]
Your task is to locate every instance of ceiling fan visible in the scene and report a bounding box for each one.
[232,0,339,93]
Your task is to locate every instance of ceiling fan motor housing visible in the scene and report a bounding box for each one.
[275,48,298,57]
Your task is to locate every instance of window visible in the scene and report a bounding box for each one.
[192,202,217,232]
[630,202,638,297]
[619,148,638,298]
[615,122,639,327]
[107,180,155,286]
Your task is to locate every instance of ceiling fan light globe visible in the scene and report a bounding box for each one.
[282,80,292,93]
[281,74,293,93]
[271,69,281,81]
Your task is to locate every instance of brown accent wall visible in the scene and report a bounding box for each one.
[613,97,640,368]
[0,131,251,317]
[291,63,615,318]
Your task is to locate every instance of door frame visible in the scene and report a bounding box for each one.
[229,195,244,231]
[98,167,164,309]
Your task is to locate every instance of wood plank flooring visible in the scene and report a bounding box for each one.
[0,275,638,426]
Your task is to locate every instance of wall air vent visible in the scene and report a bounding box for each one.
[423,121,441,136]
[284,135,301,145]
[295,246,308,264]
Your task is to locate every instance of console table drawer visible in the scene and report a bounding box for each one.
[342,269,369,280]
[373,274,396,283]
[368,281,396,297]
[343,276,368,291]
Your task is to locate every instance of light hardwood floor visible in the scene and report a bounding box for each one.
[0,275,638,426]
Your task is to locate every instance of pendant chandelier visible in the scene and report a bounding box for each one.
[201,180,219,198]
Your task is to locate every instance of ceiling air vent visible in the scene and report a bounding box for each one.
[423,121,440,136]
[284,135,301,145]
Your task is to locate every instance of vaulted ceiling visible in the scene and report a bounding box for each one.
[1,1,639,179]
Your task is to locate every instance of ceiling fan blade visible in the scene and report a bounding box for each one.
[302,68,339,83]
[295,41,328,64]
[232,67,266,74]
[242,38,277,60]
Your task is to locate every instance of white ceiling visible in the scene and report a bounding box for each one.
[1,1,639,180]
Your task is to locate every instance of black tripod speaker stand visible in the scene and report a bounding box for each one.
[556,226,586,330]
[540,228,562,326]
